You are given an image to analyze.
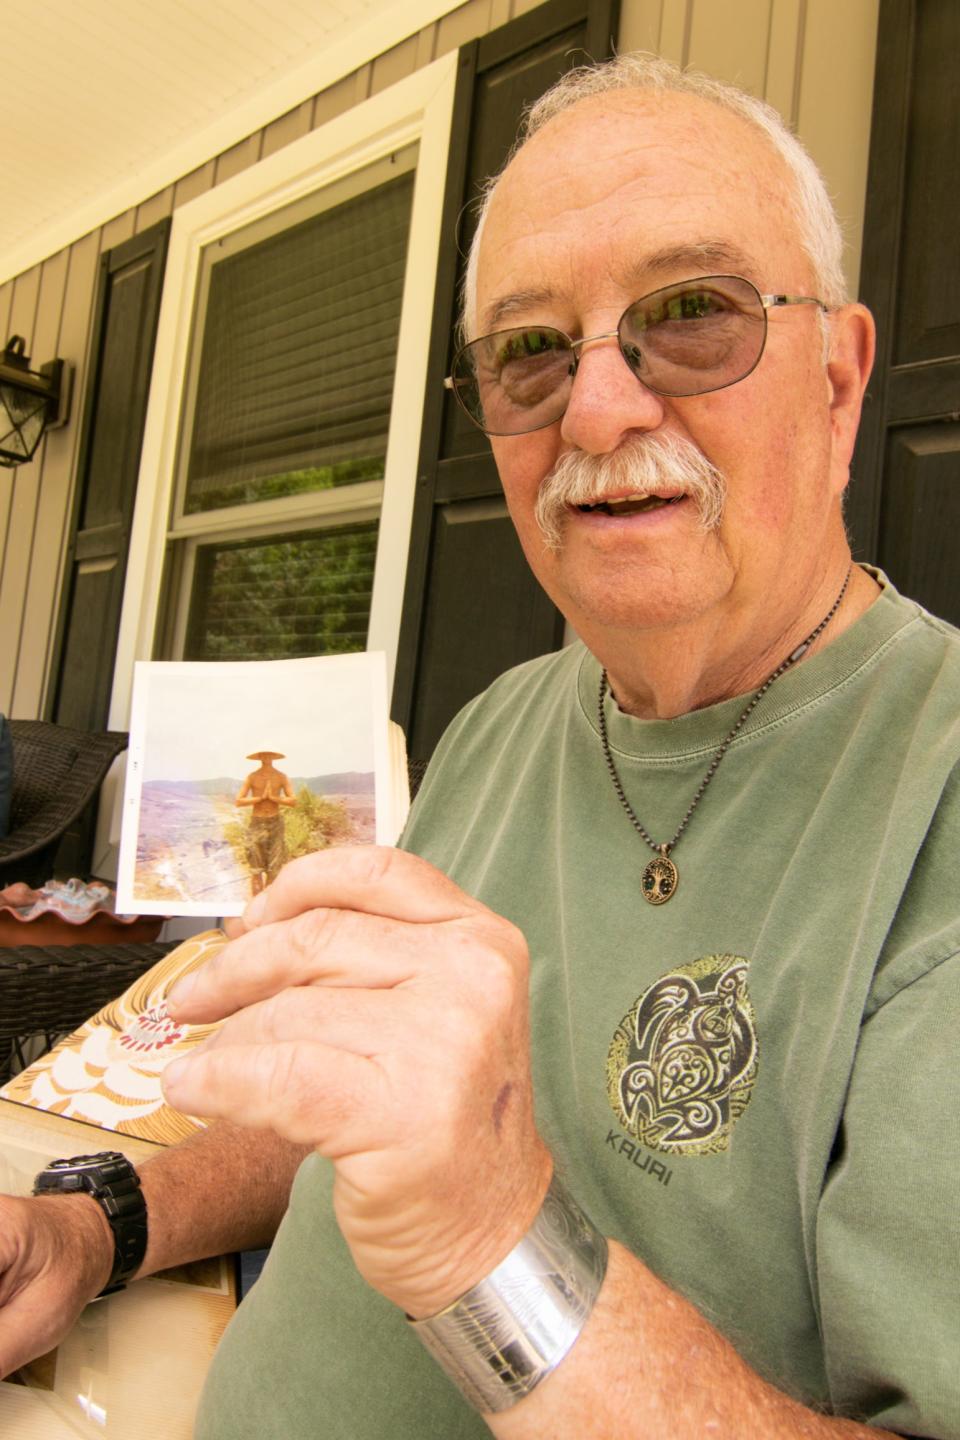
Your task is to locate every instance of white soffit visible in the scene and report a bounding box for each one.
[2,0,461,285]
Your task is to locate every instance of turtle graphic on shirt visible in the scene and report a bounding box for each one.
[606,954,758,1156]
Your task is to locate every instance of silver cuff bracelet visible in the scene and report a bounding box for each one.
[409,1174,608,1413]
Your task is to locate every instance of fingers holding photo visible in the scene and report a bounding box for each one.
[241,845,482,928]
[167,846,510,1025]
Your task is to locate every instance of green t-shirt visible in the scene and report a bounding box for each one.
[197,578,960,1439]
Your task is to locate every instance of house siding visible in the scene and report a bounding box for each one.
[620,0,881,293]
[0,0,880,721]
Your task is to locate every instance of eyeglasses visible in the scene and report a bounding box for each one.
[444,274,825,437]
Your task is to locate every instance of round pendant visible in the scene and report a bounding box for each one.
[641,854,678,905]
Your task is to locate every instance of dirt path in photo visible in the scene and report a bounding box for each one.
[135,788,250,908]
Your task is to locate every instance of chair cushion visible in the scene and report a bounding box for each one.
[0,715,11,838]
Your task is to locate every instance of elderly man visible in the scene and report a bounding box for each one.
[2,54,958,1440]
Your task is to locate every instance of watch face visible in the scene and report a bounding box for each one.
[35,1152,132,1192]
[48,1152,123,1171]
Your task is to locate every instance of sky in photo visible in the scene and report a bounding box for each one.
[136,653,383,781]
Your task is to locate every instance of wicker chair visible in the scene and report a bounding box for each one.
[0,720,130,888]
[0,940,177,1083]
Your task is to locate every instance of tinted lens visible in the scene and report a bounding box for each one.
[619,275,767,397]
[451,327,574,435]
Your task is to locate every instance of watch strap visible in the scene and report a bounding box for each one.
[33,1151,148,1297]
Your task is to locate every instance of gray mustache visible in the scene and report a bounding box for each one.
[534,433,726,549]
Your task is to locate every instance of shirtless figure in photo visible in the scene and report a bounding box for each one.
[235,751,296,895]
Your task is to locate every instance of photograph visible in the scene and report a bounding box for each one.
[116,652,397,916]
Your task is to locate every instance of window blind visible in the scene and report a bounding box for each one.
[185,171,415,513]
[184,522,380,661]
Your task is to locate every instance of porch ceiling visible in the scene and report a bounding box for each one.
[2,0,450,285]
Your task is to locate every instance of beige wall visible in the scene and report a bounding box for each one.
[0,0,879,721]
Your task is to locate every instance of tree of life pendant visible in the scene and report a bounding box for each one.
[641,851,678,905]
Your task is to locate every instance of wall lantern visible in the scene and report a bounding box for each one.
[0,335,72,468]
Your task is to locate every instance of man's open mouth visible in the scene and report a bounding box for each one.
[576,493,684,516]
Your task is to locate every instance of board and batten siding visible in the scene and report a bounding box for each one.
[0,0,879,722]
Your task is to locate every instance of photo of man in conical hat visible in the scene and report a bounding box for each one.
[235,750,296,894]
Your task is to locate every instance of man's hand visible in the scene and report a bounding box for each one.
[163,847,552,1318]
[0,1192,113,1377]
[263,785,295,806]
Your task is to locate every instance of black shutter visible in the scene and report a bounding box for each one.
[849,0,960,625]
[393,0,620,758]
[49,219,171,732]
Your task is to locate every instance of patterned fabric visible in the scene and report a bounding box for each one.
[0,931,227,1144]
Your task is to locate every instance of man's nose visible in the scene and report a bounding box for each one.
[559,334,666,455]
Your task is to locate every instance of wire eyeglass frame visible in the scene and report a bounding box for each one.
[444,273,827,437]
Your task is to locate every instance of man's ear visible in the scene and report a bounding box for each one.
[826,303,876,487]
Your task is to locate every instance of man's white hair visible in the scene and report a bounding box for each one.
[461,52,847,341]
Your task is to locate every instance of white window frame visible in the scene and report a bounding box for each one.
[110,53,458,729]
[168,495,387,662]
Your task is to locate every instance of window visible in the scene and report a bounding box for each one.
[113,56,458,723]
[170,148,416,661]
[184,523,380,661]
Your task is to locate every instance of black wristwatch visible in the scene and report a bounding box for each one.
[33,1151,148,1298]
